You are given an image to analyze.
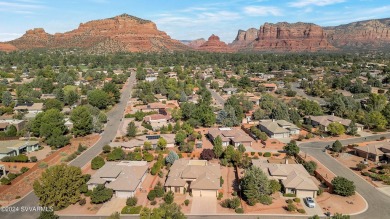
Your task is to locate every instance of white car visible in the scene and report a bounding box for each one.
[304,197,316,208]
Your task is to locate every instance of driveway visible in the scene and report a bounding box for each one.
[191,197,217,215]
[206,86,225,105]
[96,197,126,215]
[301,199,323,216]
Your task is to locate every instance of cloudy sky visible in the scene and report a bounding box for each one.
[0,0,389,42]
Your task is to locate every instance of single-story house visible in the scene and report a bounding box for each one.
[165,160,221,197]
[252,160,318,198]
[355,142,390,162]
[0,140,40,159]
[0,119,26,132]
[143,114,172,131]
[87,161,148,198]
[14,103,43,114]
[258,120,300,139]
[263,83,278,92]
[305,115,364,132]
[110,134,175,150]
[222,88,237,95]
[208,127,253,147]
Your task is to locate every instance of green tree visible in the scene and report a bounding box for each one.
[331,213,351,219]
[91,156,105,170]
[5,125,17,137]
[283,141,300,156]
[213,136,224,158]
[2,91,12,107]
[127,121,137,137]
[268,179,281,194]
[90,184,113,204]
[174,131,187,145]
[44,99,64,111]
[103,82,120,103]
[367,111,387,130]
[241,166,271,205]
[347,121,358,136]
[64,90,79,106]
[331,176,355,197]
[33,165,85,210]
[332,140,343,153]
[327,122,346,136]
[157,137,167,150]
[165,151,179,165]
[237,144,246,153]
[87,89,109,109]
[140,203,186,219]
[70,106,93,137]
[303,161,317,175]
[367,93,387,112]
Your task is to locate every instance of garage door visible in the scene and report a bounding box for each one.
[116,191,133,198]
[200,190,216,197]
[192,190,201,197]
[296,190,315,198]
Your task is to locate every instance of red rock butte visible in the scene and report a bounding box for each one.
[198,34,235,53]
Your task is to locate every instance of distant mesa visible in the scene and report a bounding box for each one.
[197,34,234,53]
[1,15,390,53]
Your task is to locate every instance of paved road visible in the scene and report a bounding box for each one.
[299,133,390,219]
[1,73,136,219]
[206,86,225,105]
[290,82,327,105]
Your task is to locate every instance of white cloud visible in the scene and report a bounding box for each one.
[289,0,345,8]
[243,6,282,16]
[0,0,45,13]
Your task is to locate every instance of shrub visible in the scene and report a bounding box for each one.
[90,185,113,204]
[273,153,280,157]
[184,199,190,206]
[38,162,48,169]
[293,198,300,203]
[217,192,223,200]
[154,183,165,197]
[143,153,154,162]
[0,177,11,185]
[91,156,105,170]
[251,152,255,156]
[303,161,318,175]
[103,145,111,153]
[30,156,38,162]
[269,179,281,194]
[380,136,386,140]
[221,197,240,209]
[150,200,157,205]
[263,152,271,157]
[235,208,244,214]
[79,198,86,206]
[163,191,174,204]
[20,167,30,173]
[147,190,156,201]
[221,199,230,208]
[79,184,88,193]
[356,163,367,171]
[286,199,293,204]
[258,152,262,156]
[232,191,237,196]
[15,196,21,199]
[126,197,138,207]
[121,206,142,214]
[297,208,306,214]
[317,187,324,196]
[287,203,297,212]
[259,195,272,205]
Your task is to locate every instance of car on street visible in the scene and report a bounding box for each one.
[304,197,316,208]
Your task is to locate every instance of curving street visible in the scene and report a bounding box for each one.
[1,72,136,219]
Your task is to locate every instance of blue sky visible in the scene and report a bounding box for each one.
[0,0,389,42]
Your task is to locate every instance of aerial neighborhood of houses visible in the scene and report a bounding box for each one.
[1,55,390,219]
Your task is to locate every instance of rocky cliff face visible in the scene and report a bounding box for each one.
[198,34,234,53]
[324,18,390,50]
[7,14,188,53]
[251,22,335,52]
[0,43,18,52]
[230,28,258,50]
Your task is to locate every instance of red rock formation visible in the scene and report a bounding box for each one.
[0,43,18,52]
[230,28,258,50]
[251,22,336,52]
[187,38,206,49]
[325,18,390,50]
[7,14,188,53]
[198,34,234,53]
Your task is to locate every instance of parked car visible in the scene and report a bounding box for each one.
[304,197,316,208]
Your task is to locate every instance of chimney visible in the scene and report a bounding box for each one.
[285,158,288,164]
[272,119,275,122]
